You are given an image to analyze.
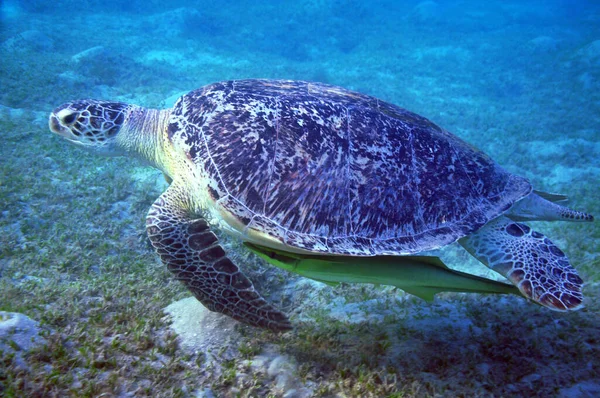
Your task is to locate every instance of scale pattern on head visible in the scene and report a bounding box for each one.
[167,79,531,255]
[49,100,131,146]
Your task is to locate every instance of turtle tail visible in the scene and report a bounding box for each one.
[507,192,593,222]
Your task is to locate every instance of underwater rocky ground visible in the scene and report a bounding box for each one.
[1,0,599,396]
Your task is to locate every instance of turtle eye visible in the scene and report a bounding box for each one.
[61,112,77,125]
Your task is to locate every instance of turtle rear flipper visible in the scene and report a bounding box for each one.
[146,183,292,331]
[459,216,584,311]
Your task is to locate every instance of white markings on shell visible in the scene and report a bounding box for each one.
[166,80,531,255]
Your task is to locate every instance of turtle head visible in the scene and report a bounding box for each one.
[49,100,131,156]
[50,99,172,172]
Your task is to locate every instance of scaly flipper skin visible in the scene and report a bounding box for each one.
[459,216,584,311]
[146,183,292,331]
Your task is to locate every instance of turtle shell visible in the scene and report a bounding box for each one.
[167,79,531,255]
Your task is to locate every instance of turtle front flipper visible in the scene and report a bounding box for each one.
[146,183,292,331]
[459,216,584,311]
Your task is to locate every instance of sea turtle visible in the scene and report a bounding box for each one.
[49,79,594,331]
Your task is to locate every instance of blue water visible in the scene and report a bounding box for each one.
[1,0,599,396]
[3,1,599,169]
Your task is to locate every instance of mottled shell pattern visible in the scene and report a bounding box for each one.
[167,79,531,255]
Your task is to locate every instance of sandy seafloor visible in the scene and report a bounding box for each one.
[1,0,599,397]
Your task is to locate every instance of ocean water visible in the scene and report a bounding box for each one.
[1,0,599,396]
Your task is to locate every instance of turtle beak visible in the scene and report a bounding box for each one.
[48,113,71,138]
[49,113,62,134]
